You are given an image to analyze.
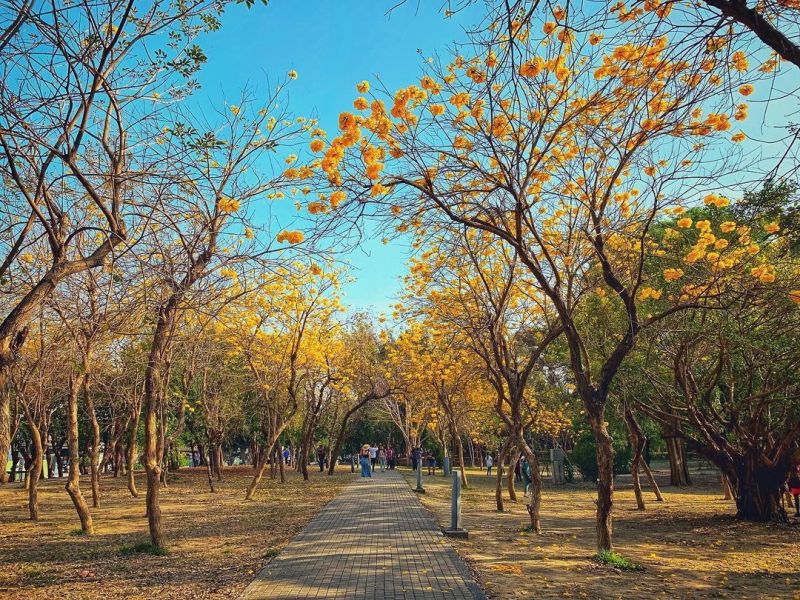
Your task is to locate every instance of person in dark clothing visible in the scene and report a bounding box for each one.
[317,446,326,472]
[789,464,800,517]
[411,446,422,471]
[426,452,436,475]
[514,458,522,483]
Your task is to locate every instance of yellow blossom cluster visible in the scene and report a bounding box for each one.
[218,196,240,213]
[276,230,304,244]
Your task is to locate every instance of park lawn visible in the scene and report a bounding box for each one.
[0,466,353,599]
[405,467,800,600]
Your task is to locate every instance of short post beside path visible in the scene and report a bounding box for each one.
[444,469,468,539]
[414,458,426,494]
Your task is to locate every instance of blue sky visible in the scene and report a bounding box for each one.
[194,1,485,315]
[191,2,800,315]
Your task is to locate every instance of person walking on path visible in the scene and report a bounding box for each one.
[387,446,395,470]
[378,446,387,472]
[359,444,372,478]
[486,453,494,477]
[789,464,800,517]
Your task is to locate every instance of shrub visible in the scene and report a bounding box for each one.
[593,550,644,571]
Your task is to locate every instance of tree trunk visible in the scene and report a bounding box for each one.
[143,293,187,549]
[245,427,287,499]
[26,416,43,521]
[85,377,101,508]
[204,443,216,493]
[0,387,8,484]
[623,405,645,510]
[144,351,166,549]
[589,410,614,551]
[519,440,542,534]
[722,472,733,500]
[640,457,664,502]
[623,404,664,505]
[732,453,788,522]
[215,444,223,480]
[65,371,93,533]
[665,435,692,487]
[127,402,141,498]
[10,448,20,482]
[495,441,509,512]
[456,432,468,489]
[507,449,519,502]
[279,448,286,483]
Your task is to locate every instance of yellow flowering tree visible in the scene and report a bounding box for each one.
[313,3,770,550]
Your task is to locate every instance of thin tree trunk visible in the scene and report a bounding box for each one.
[245,430,286,499]
[456,433,468,489]
[25,411,43,521]
[204,443,215,493]
[722,472,733,500]
[10,448,20,482]
[665,434,691,487]
[519,441,543,534]
[640,457,664,502]
[590,410,614,551]
[65,371,93,533]
[85,376,101,508]
[495,439,510,511]
[507,449,519,502]
[127,401,141,498]
[623,404,645,510]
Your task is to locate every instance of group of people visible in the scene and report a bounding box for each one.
[409,447,439,475]
[358,444,396,478]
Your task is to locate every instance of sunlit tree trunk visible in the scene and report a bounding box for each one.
[507,449,519,502]
[23,407,43,521]
[204,443,215,493]
[518,440,542,534]
[65,371,93,533]
[84,373,101,508]
[589,410,614,551]
[127,400,141,498]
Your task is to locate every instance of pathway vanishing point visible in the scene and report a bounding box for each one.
[240,469,485,600]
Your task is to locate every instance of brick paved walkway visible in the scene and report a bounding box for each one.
[241,469,485,599]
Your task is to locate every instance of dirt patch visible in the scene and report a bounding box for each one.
[405,468,800,600]
[0,466,352,599]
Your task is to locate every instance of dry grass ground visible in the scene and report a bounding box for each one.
[0,465,352,599]
[404,467,800,600]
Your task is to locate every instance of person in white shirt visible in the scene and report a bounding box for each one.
[486,454,494,477]
[369,445,378,474]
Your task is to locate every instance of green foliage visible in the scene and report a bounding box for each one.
[69,528,87,537]
[593,550,644,571]
[120,542,169,556]
[569,429,632,482]
[734,179,799,248]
